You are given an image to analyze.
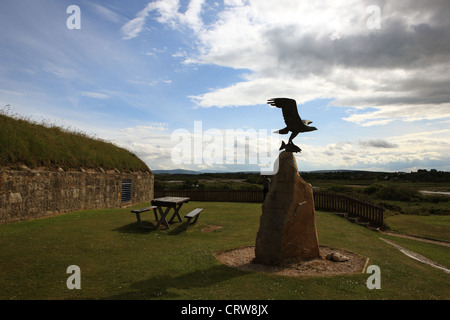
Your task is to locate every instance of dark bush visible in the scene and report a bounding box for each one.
[364,183,384,195]
[375,185,422,202]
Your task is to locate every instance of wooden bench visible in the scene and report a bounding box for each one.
[184,208,203,230]
[131,206,158,228]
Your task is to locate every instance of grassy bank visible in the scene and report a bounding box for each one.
[384,214,450,242]
[0,111,149,172]
[0,202,448,300]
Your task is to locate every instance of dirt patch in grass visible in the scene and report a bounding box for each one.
[215,245,368,278]
[202,225,224,232]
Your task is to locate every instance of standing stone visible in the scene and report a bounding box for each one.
[254,151,320,265]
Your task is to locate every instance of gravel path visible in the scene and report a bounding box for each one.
[379,230,450,248]
[379,237,450,274]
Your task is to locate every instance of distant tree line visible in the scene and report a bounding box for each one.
[154,169,450,191]
[300,169,450,183]
[154,172,264,191]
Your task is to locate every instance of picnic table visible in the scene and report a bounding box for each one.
[151,196,190,229]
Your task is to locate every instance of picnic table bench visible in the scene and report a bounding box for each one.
[184,208,204,230]
[131,206,158,228]
[151,197,190,229]
[131,198,204,231]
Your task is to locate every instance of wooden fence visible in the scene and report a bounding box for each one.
[154,189,263,203]
[154,189,384,226]
[313,191,384,226]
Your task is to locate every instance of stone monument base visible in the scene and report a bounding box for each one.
[254,151,320,265]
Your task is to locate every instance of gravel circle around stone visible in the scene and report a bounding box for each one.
[214,245,369,278]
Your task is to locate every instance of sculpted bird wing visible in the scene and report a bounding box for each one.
[267,98,302,128]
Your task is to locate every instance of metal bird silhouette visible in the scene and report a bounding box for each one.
[267,98,317,152]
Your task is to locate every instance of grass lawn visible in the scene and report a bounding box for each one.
[0,202,449,300]
[384,214,450,242]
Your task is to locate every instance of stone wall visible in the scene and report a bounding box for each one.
[0,169,154,224]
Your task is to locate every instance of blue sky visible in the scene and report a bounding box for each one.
[1,0,450,172]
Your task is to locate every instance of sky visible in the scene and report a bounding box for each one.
[1,0,450,173]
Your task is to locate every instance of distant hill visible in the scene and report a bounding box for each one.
[0,111,150,172]
[153,169,201,175]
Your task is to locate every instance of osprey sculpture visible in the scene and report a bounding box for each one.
[267,98,317,153]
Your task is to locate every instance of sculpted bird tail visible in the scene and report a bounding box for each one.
[274,127,289,134]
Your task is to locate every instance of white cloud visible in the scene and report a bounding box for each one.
[80,91,110,100]
[103,124,175,170]
[121,0,206,39]
[342,103,450,126]
[121,2,157,40]
[180,0,205,32]
[122,123,169,132]
[0,89,25,96]
[297,129,450,171]
[88,3,126,24]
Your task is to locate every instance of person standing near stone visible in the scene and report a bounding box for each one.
[263,176,271,201]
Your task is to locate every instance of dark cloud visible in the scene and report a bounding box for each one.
[263,15,450,75]
[359,139,398,148]
[254,1,450,122]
